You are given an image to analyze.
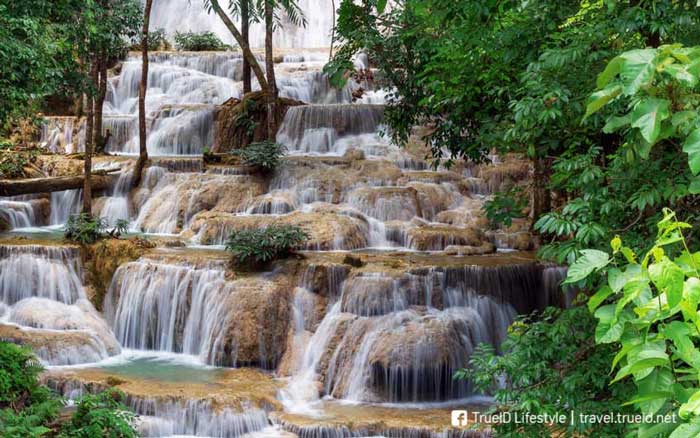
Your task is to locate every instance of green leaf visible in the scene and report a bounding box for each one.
[683,128,700,175]
[634,367,674,415]
[611,346,669,383]
[630,98,671,145]
[649,258,685,308]
[670,422,700,438]
[680,390,700,419]
[596,55,623,88]
[376,0,388,13]
[589,285,613,312]
[663,321,700,369]
[594,304,630,343]
[619,49,657,95]
[583,85,622,119]
[564,249,610,284]
[689,177,700,195]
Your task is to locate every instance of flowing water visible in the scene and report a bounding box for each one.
[0,4,562,437]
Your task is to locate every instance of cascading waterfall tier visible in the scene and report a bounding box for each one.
[281,260,556,405]
[105,257,290,368]
[0,244,121,365]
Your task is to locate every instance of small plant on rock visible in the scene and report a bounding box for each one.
[226,224,308,268]
[64,214,129,245]
[234,141,286,173]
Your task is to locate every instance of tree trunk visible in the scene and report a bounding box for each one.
[209,0,269,92]
[94,52,108,153]
[264,0,277,140]
[82,61,98,215]
[531,154,551,223]
[133,0,153,188]
[241,0,251,94]
[329,0,336,58]
[0,173,118,197]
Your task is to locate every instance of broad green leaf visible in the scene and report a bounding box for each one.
[595,304,630,343]
[584,85,621,119]
[665,64,698,87]
[672,111,696,127]
[376,0,388,13]
[683,128,700,175]
[589,285,613,312]
[596,55,623,88]
[663,321,700,368]
[649,258,685,308]
[689,177,700,195]
[619,49,657,95]
[564,249,610,284]
[603,114,632,133]
[630,98,671,145]
[681,278,700,322]
[680,390,700,419]
[670,422,700,438]
[634,368,674,415]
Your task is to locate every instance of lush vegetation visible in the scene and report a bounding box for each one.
[65,214,128,245]
[234,141,286,172]
[464,306,635,437]
[226,224,308,268]
[561,210,700,437]
[0,341,136,438]
[174,31,231,51]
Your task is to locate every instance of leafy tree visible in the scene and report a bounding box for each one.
[565,209,700,436]
[174,31,231,51]
[463,306,634,438]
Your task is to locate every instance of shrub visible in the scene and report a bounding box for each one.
[146,28,169,51]
[174,31,230,51]
[483,186,527,228]
[59,390,136,438]
[64,215,128,245]
[0,150,36,179]
[462,307,634,437]
[0,342,137,438]
[226,224,308,268]
[234,141,286,172]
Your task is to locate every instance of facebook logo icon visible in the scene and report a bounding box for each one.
[451,410,468,427]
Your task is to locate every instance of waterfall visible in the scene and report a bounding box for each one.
[50,189,82,225]
[0,195,45,229]
[0,245,121,365]
[99,171,133,227]
[149,0,336,49]
[0,245,84,305]
[40,117,85,153]
[277,104,385,155]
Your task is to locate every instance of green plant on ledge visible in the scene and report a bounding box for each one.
[64,214,129,245]
[174,31,230,51]
[226,224,308,269]
[234,141,286,173]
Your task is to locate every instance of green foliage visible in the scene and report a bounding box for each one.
[174,31,231,51]
[235,99,260,136]
[142,28,169,51]
[0,0,142,134]
[0,150,37,179]
[226,224,308,268]
[0,342,136,438]
[566,209,700,436]
[58,390,136,438]
[483,186,527,228]
[64,214,128,245]
[585,45,700,189]
[462,307,634,438]
[235,141,286,172]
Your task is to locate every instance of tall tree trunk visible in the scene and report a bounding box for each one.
[531,154,551,223]
[83,61,98,215]
[329,0,336,58]
[209,0,268,92]
[241,0,251,94]
[94,52,108,153]
[133,0,153,188]
[264,0,277,140]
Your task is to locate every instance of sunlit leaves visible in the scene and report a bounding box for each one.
[564,249,610,284]
[683,129,700,175]
[630,97,671,146]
